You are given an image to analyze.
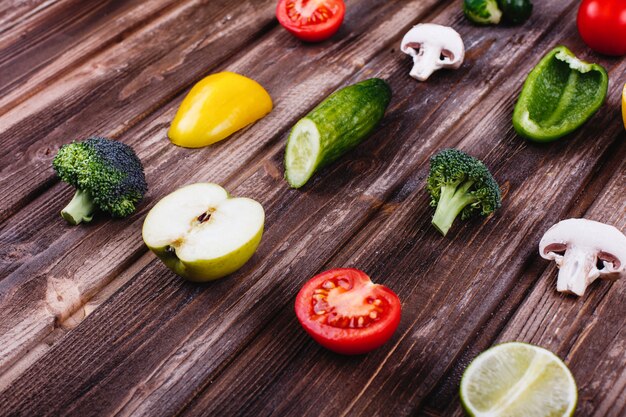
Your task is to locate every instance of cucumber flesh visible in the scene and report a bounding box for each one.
[284,118,321,188]
[284,78,392,189]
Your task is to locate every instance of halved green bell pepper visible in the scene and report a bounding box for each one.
[513,46,608,142]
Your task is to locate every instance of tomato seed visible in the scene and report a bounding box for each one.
[338,278,350,289]
[322,280,335,289]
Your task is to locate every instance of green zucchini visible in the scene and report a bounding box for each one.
[284,78,392,188]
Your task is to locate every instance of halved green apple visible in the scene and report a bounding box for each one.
[142,183,264,282]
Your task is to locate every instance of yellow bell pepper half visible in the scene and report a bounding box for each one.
[168,72,273,148]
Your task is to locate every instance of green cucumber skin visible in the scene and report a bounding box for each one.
[297,78,391,177]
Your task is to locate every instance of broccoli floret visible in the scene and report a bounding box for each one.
[463,0,502,25]
[53,137,147,225]
[427,149,501,236]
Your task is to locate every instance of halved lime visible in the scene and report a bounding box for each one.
[460,342,577,417]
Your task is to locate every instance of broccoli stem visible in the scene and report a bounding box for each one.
[61,189,96,225]
[432,182,477,236]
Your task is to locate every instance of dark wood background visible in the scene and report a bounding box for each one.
[0,0,625,415]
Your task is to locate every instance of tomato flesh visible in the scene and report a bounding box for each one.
[295,268,401,355]
[276,0,346,42]
[577,0,626,56]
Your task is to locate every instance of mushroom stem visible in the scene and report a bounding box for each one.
[556,247,598,296]
[410,47,440,81]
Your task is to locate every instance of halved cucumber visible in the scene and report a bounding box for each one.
[284,78,392,188]
[284,119,321,189]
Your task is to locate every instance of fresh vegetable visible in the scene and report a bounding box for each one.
[284,78,391,188]
[498,0,532,24]
[400,24,465,81]
[168,72,272,148]
[463,0,502,25]
[427,149,501,237]
[276,0,345,42]
[460,342,577,417]
[52,137,147,225]
[142,183,264,282]
[539,218,626,296]
[577,0,626,56]
[295,268,401,355]
[622,83,626,130]
[512,46,608,142]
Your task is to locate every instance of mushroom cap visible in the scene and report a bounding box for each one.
[400,23,465,64]
[539,218,626,274]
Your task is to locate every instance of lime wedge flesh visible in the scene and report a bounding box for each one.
[460,342,577,417]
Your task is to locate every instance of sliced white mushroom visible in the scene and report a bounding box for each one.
[539,218,626,296]
[400,23,465,81]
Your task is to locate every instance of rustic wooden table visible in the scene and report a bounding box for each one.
[0,0,625,415]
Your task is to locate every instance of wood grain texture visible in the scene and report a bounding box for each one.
[0,0,278,223]
[422,131,626,417]
[0,0,59,36]
[0,0,444,382]
[0,0,625,416]
[181,25,626,417]
[0,0,183,106]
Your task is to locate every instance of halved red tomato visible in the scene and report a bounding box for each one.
[276,0,346,42]
[295,268,401,355]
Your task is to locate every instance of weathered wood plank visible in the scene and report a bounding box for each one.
[304,90,624,417]
[0,250,155,393]
[420,131,626,416]
[1,1,625,416]
[425,152,625,417]
[0,0,183,107]
[0,0,277,223]
[493,160,626,417]
[0,0,276,384]
[0,0,454,406]
[3,1,622,416]
[179,15,626,417]
[0,0,58,36]
[182,95,625,417]
[0,0,447,385]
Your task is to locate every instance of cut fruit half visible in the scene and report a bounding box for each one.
[142,183,265,282]
[284,118,321,188]
[460,342,577,417]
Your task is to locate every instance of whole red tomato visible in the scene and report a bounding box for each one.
[295,268,401,355]
[577,0,626,56]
